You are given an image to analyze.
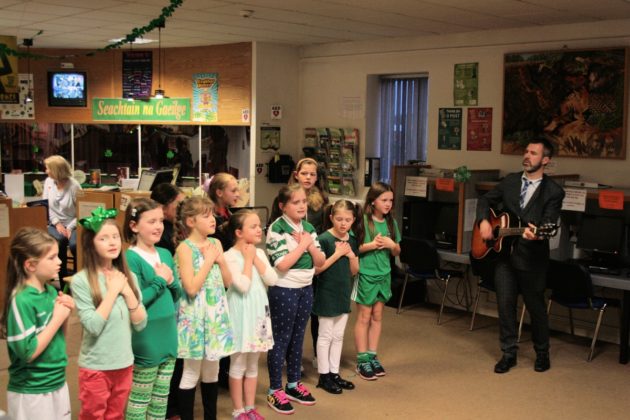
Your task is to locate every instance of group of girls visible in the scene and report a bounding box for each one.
[2,160,401,420]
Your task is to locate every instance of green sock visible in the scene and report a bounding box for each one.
[357,352,370,363]
[287,382,297,389]
[367,350,377,360]
[268,388,279,395]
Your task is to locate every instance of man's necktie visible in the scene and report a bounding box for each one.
[520,179,532,209]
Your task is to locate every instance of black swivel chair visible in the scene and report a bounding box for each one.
[469,255,527,340]
[397,237,465,324]
[546,259,616,361]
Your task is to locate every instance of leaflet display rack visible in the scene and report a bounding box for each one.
[304,127,359,196]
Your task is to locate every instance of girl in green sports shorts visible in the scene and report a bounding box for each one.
[351,182,401,381]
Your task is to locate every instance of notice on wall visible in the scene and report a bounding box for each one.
[192,73,218,122]
[599,190,625,211]
[454,63,478,106]
[438,108,462,150]
[0,204,9,238]
[404,176,428,198]
[466,107,492,151]
[122,51,152,99]
[0,35,19,104]
[0,74,34,120]
[561,188,587,212]
[435,177,455,192]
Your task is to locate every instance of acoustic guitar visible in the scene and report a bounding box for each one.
[471,209,558,260]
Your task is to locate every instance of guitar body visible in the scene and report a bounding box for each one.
[471,209,511,260]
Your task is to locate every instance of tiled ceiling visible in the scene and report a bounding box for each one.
[2,0,630,49]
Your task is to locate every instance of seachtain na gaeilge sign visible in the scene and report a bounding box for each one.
[92,98,191,122]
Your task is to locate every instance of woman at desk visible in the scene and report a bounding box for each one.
[43,155,82,284]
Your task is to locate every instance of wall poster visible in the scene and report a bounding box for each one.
[438,108,462,150]
[0,35,19,104]
[192,73,218,122]
[467,107,492,151]
[503,48,627,159]
[454,62,478,106]
[122,51,152,99]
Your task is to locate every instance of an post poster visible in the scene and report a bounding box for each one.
[438,108,462,150]
[0,35,20,104]
[454,62,478,106]
[192,73,218,122]
[467,107,492,151]
[122,51,153,99]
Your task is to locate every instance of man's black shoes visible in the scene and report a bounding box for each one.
[494,354,517,374]
[534,352,550,372]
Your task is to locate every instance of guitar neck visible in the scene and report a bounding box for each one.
[498,227,531,237]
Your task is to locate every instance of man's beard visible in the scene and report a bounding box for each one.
[523,160,543,173]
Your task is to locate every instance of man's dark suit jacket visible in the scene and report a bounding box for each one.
[476,172,565,273]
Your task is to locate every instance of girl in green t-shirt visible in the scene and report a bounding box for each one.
[353,182,401,381]
[2,228,75,420]
[314,200,361,394]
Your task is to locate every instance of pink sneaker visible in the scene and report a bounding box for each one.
[284,382,316,406]
[246,407,265,420]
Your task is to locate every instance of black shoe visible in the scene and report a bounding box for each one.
[356,360,377,381]
[494,354,517,374]
[317,373,342,394]
[534,352,550,372]
[331,373,355,390]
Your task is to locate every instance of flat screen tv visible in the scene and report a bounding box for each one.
[48,71,87,107]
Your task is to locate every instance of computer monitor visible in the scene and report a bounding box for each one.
[137,169,174,191]
[576,215,625,255]
[402,200,458,249]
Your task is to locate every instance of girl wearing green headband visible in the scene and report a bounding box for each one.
[71,207,147,419]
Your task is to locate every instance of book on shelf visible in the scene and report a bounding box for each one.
[327,176,341,194]
[341,178,355,196]
[341,145,356,169]
[328,128,343,146]
[342,128,359,145]
[304,127,318,148]
[316,128,330,147]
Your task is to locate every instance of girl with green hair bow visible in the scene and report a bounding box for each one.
[71,206,148,419]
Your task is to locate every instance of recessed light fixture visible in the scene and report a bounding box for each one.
[108,37,155,45]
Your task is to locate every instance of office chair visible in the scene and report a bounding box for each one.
[546,260,616,361]
[469,255,526,341]
[397,237,465,324]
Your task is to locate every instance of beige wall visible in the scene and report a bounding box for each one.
[251,42,301,211]
[297,18,630,193]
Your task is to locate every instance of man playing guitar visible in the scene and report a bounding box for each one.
[476,138,565,374]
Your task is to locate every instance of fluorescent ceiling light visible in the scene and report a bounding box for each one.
[108,37,155,44]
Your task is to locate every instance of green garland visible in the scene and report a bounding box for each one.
[0,0,183,60]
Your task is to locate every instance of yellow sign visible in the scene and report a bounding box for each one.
[0,35,20,104]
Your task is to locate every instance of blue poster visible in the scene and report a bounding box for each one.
[192,73,218,122]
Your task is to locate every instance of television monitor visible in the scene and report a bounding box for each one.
[576,215,625,255]
[137,169,175,191]
[48,71,88,107]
